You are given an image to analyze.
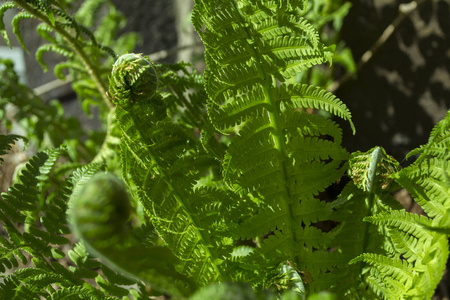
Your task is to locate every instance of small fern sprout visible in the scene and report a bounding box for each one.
[69,172,131,250]
[109,53,159,108]
[348,146,400,192]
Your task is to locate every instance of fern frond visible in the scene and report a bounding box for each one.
[36,22,56,42]
[364,210,433,241]
[4,0,119,112]
[282,110,344,144]
[51,286,113,300]
[406,110,450,161]
[235,205,285,240]
[276,84,355,133]
[193,0,351,132]
[193,0,353,290]
[53,61,84,80]
[0,147,129,299]
[35,43,73,72]
[11,12,34,52]
[0,2,15,47]
[387,229,424,263]
[36,0,55,26]
[0,147,65,224]
[395,157,450,217]
[357,209,449,299]
[110,55,244,291]
[75,0,108,27]
[0,134,24,164]
[335,124,450,298]
[350,253,414,291]
[383,111,450,298]
[0,236,27,273]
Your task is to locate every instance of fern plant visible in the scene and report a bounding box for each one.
[0,0,449,299]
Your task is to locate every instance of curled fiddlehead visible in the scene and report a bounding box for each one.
[69,172,130,250]
[348,146,400,193]
[109,53,159,109]
[69,171,195,297]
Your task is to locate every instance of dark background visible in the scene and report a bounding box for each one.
[336,0,450,162]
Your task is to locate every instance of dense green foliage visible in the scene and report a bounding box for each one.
[0,0,448,299]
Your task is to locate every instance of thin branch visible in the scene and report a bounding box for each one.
[33,74,72,96]
[327,0,431,93]
[147,41,204,61]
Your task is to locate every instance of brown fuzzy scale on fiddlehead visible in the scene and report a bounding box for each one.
[109,53,159,109]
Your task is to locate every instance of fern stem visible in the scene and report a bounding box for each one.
[11,0,113,110]
[358,192,376,278]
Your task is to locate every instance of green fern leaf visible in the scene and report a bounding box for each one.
[0,2,15,48]
[69,169,196,296]
[53,61,83,80]
[192,0,353,290]
[11,12,34,53]
[0,147,65,224]
[51,285,113,300]
[395,157,450,217]
[406,110,450,161]
[350,253,414,295]
[35,43,73,72]
[364,210,433,241]
[36,0,55,26]
[0,134,24,164]
[36,23,56,43]
[109,54,248,291]
[276,84,354,133]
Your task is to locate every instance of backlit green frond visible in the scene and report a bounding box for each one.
[395,157,450,218]
[117,101,232,288]
[334,114,450,299]
[383,112,450,299]
[350,253,414,298]
[69,172,195,296]
[192,0,354,291]
[53,61,84,80]
[1,0,126,118]
[108,54,245,291]
[0,147,126,299]
[75,0,108,27]
[0,157,152,299]
[348,146,401,193]
[276,84,355,133]
[364,211,433,241]
[406,110,450,161]
[193,0,349,133]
